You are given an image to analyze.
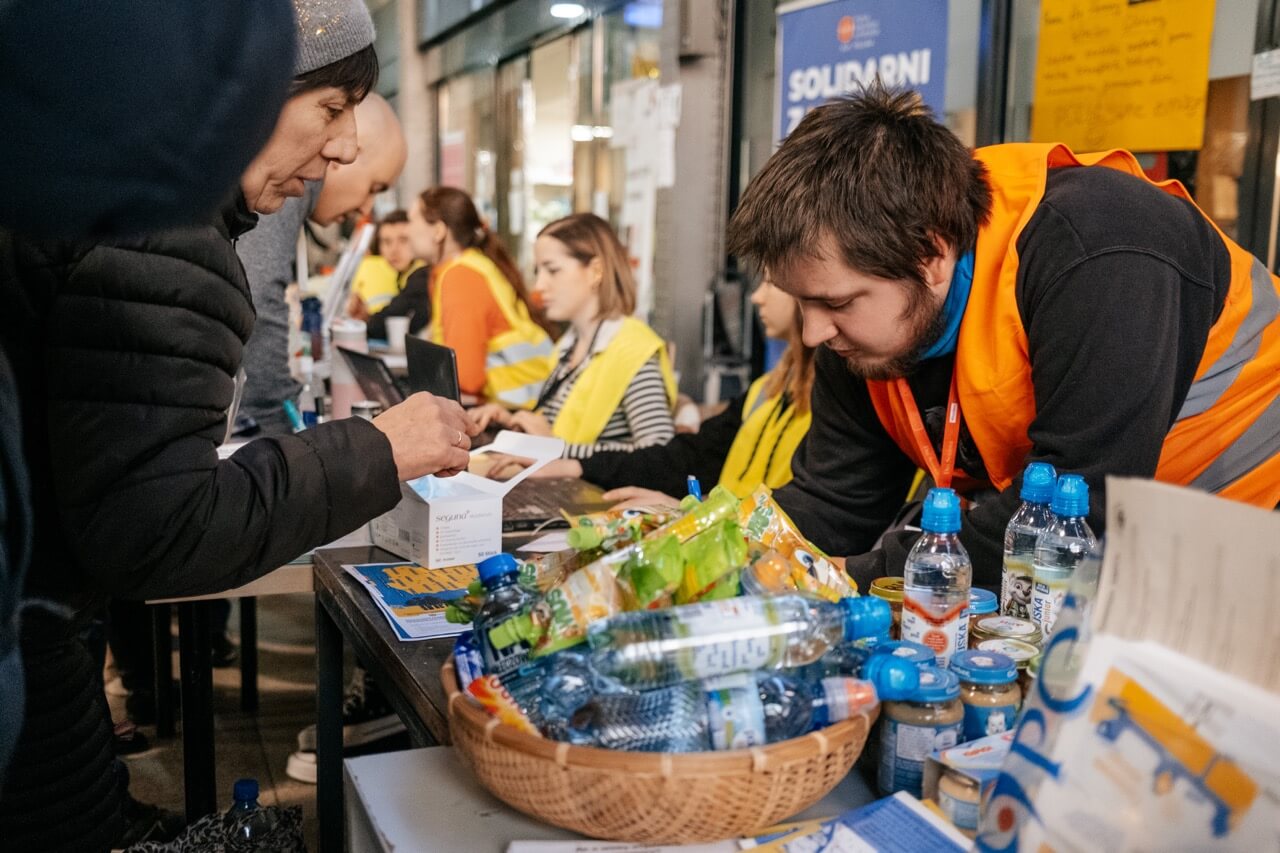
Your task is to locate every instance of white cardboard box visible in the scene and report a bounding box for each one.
[370,431,564,568]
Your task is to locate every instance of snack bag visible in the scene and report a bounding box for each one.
[564,506,679,557]
[518,549,581,594]
[675,519,749,604]
[618,534,683,610]
[529,557,628,657]
[738,486,856,599]
[445,578,486,624]
[647,485,741,543]
[466,668,542,736]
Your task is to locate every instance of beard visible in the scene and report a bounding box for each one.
[837,293,947,381]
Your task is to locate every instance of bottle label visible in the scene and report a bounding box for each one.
[901,592,966,668]
[1000,556,1035,619]
[674,598,786,680]
[704,674,767,750]
[962,702,1019,742]
[878,718,962,797]
[1031,574,1070,639]
[938,783,980,830]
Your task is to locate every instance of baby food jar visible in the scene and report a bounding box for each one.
[970,615,1041,649]
[965,589,998,645]
[949,650,1022,742]
[976,638,1039,696]
[870,640,936,668]
[938,768,981,835]
[869,577,904,639]
[877,666,963,797]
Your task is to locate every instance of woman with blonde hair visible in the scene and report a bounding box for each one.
[407,186,553,406]
[471,213,677,458]
[534,273,815,500]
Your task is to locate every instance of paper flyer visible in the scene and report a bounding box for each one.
[743,792,968,852]
[342,561,476,641]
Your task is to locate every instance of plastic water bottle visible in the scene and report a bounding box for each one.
[1031,474,1096,640]
[297,355,319,428]
[584,594,892,690]
[474,554,538,677]
[902,488,971,668]
[1000,462,1057,620]
[224,779,277,849]
[560,666,908,752]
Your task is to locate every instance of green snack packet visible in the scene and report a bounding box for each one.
[445,578,487,624]
[696,568,743,601]
[618,534,683,609]
[676,519,749,604]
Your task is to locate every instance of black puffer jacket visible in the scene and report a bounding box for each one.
[0,197,401,851]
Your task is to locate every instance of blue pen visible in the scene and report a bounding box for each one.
[282,399,306,433]
[686,475,702,501]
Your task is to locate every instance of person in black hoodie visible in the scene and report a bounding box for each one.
[0,2,478,850]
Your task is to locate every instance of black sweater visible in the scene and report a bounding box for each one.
[775,165,1231,592]
[579,393,748,494]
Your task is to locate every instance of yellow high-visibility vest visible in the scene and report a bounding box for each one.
[718,373,811,497]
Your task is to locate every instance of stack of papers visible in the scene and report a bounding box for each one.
[342,561,476,641]
[739,792,968,852]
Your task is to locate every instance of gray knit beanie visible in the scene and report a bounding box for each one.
[292,0,376,76]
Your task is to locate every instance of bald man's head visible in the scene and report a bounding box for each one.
[311,93,407,226]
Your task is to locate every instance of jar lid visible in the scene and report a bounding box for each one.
[872,640,936,666]
[910,666,961,703]
[949,650,1017,684]
[869,577,904,603]
[974,615,1041,645]
[968,588,998,616]
[977,638,1039,665]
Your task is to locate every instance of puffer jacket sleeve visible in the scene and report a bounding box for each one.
[41,226,401,600]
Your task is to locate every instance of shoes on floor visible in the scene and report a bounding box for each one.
[285,668,406,783]
[113,720,152,756]
[210,632,239,668]
[116,796,187,847]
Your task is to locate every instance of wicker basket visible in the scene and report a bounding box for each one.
[442,658,876,843]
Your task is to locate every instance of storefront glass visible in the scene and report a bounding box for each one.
[436,68,498,228]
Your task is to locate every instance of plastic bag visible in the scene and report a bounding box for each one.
[738,486,856,600]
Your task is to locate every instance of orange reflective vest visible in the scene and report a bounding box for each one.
[868,143,1280,508]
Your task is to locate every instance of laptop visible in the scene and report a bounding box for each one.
[405,337,460,401]
[501,477,612,533]
[336,346,407,409]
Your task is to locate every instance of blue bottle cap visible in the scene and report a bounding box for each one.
[1019,462,1057,503]
[920,488,961,534]
[233,778,258,802]
[949,650,1017,684]
[840,596,892,641]
[1050,474,1090,518]
[968,588,998,616]
[861,653,921,701]
[477,553,519,585]
[910,666,961,703]
[870,640,936,666]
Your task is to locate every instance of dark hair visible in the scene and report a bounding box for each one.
[371,209,409,256]
[538,213,636,318]
[727,82,991,289]
[419,187,553,333]
[289,43,379,102]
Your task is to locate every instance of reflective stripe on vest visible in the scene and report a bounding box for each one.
[429,248,552,408]
[549,316,677,445]
[868,143,1280,509]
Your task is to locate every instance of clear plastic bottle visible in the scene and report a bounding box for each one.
[560,667,904,752]
[224,778,278,850]
[1001,462,1057,619]
[474,554,538,677]
[297,355,319,428]
[584,594,892,690]
[902,488,972,668]
[1031,475,1096,640]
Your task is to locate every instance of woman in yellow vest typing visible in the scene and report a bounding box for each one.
[406,186,553,407]
[531,272,814,498]
[470,213,678,458]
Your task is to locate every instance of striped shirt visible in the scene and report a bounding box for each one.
[540,319,676,459]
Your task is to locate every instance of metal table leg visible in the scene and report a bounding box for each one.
[178,600,217,821]
[316,595,344,853]
[152,604,175,739]
[239,597,258,714]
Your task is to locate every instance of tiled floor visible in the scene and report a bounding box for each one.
[105,593,342,851]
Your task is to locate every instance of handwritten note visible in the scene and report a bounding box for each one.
[1031,0,1216,152]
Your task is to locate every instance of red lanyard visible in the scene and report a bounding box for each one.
[892,371,961,489]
